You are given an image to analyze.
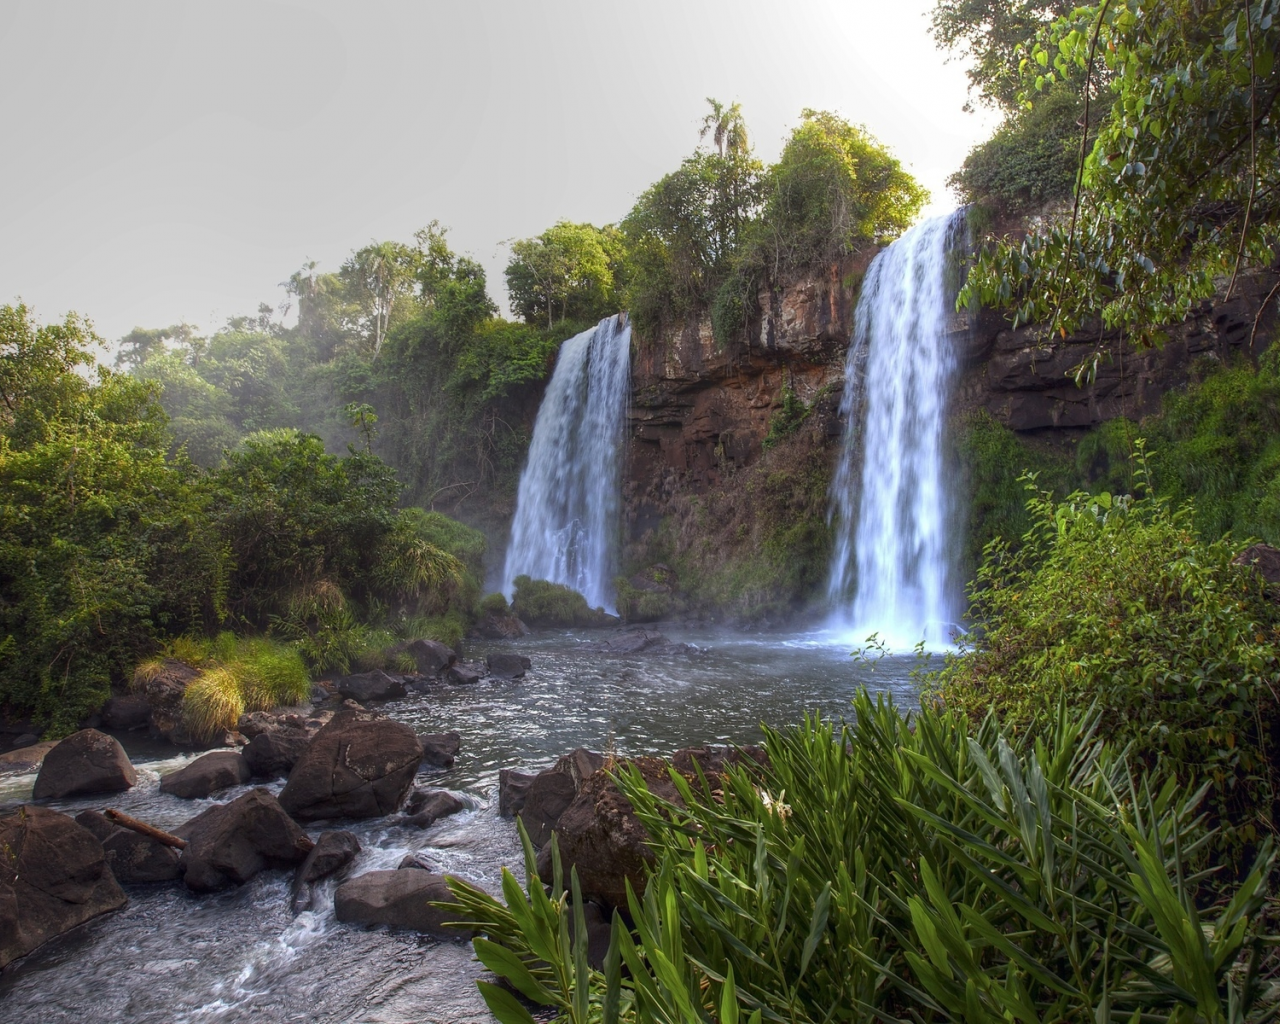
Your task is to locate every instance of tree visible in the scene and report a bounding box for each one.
[505,221,623,327]
[114,323,197,369]
[340,240,420,357]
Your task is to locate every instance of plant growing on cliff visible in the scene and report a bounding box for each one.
[446,691,1277,1024]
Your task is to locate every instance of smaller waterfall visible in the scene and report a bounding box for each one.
[502,314,632,613]
[827,211,967,647]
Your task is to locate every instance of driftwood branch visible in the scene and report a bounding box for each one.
[104,808,188,850]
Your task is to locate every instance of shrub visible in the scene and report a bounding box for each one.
[177,633,309,740]
[478,592,512,617]
[931,453,1280,855]
[445,691,1276,1024]
[511,576,606,628]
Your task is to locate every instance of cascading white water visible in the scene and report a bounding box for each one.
[502,314,632,613]
[827,211,966,647]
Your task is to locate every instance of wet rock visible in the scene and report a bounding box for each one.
[33,729,137,801]
[290,829,360,913]
[583,629,697,656]
[498,769,536,817]
[334,869,474,938]
[159,751,251,799]
[396,638,457,677]
[538,757,681,908]
[134,659,200,746]
[0,805,128,968]
[443,663,483,686]
[336,670,407,703]
[73,810,182,884]
[555,748,606,788]
[278,709,423,821]
[486,653,531,679]
[176,788,314,892]
[403,789,465,828]
[518,771,577,848]
[397,851,436,871]
[101,694,152,732]
[473,612,530,640]
[242,729,311,779]
[0,741,56,776]
[418,731,460,768]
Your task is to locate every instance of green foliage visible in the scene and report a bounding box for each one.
[172,633,310,741]
[612,574,680,624]
[506,222,625,328]
[511,576,607,628]
[962,0,1280,345]
[445,693,1277,1024]
[761,384,809,450]
[932,457,1280,853]
[478,591,512,617]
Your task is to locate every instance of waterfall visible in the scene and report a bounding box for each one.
[502,314,632,613]
[827,211,967,647]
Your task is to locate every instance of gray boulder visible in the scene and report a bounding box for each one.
[0,806,128,968]
[278,710,422,821]
[398,638,456,677]
[486,653,531,679]
[159,751,251,799]
[444,664,483,686]
[518,770,576,847]
[336,670,406,703]
[498,769,536,817]
[33,729,137,801]
[290,829,360,913]
[242,729,311,779]
[73,810,181,884]
[134,659,200,746]
[334,869,473,938]
[176,788,314,892]
[403,789,465,828]
[418,732,460,768]
[101,694,152,732]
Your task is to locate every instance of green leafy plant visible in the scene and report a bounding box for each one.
[511,576,608,628]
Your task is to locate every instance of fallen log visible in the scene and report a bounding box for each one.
[104,808,188,850]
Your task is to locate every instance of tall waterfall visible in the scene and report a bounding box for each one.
[827,211,967,647]
[502,314,632,613]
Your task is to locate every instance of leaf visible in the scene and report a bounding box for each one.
[476,981,539,1024]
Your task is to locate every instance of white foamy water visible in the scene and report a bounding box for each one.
[827,211,967,649]
[502,314,631,612]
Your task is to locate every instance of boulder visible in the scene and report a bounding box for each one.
[585,629,696,656]
[418,732,460,768]
[473,612,531,640]
[397,851,436,871]
[336,670,406,703]
[290,829,360,913]
[159,751,251,799]
[398,638,457,677]
[518,770,577,848]
[498,769,536,817]
[555,748,606,787]
[134,658,200,746]
[0,806,128,968]
[1235,543,1280,590]
[0,741,57,776]
[73,810,182,884]
[443,663,483,686]
[101,694,152,732]
[176,788,314,892]
[33,729,137,801]
[403,789,465,828]
[8,733,38,751]
[486,653,531,679]
[539,757,681,908]
[334,869,473,938]
[278,710,423,821]
[671,745,768,781]
[242,729,311,779]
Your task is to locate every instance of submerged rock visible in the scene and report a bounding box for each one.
[73,810,182,884]
[278,709,422,821]
[177,788,313,892]
[582,629,697,656]
[159,751,251,799]
[334,869,473,938]
[33,729,137,801]
[0,805,128,968]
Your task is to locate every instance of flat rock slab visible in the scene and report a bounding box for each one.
[334,869,473,939]
[33,729,137,800]
[0,805,127,968]
[160,751,251,799]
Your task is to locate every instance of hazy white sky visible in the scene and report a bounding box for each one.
[0,0,1000,343]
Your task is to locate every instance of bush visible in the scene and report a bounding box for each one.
[478,592,512,617]
[445,691,1277,1024]
[174,634,310,741]
[931,453,1280,855]
[511,576,607,628]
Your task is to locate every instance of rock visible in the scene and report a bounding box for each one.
[583,629,697,657]
[555,748,606,788]
[8,734,38,751]
[334,869,473,938]
[0,741,56,776]
[0,806,128,968]
[498,769,536,817]
[671,744,768,781]
[539,757,681,908]
[397,851,436,871]
[418,732,460,768]
[235,711,279,740]
[159,751,252,799]
[176,788,314,892]
[310,683,331,703]
[518,770,577,848]
[290,829,360,913]
[33,729,137,801]
[473,612,530,640]
[73,810,182,884]
[486,653,531,679]
[278,709,423,821]
[336,670,407,703]
[101,694,153,732]
[1236,543,1280,590]
[573,900,614,971]
[443,663,483,686]
[134,658,200,746]
[397,638,457,677]
[403,789,465,828]
[242,729,312,779]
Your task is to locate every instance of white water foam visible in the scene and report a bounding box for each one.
[502,314,631,613]
[827,211,967,650]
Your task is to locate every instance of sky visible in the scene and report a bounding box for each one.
[0,0,1001,345]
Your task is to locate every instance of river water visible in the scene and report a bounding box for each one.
[0,627,920,1024]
